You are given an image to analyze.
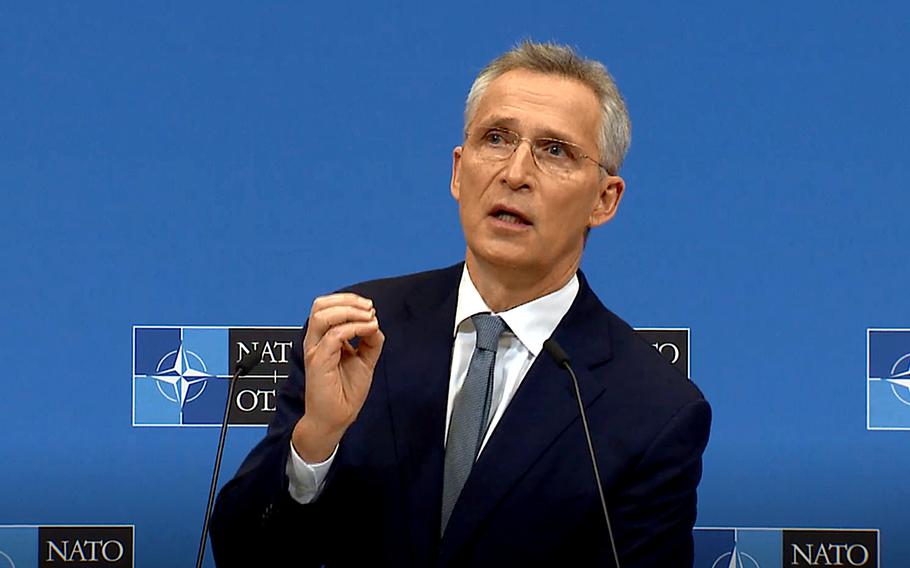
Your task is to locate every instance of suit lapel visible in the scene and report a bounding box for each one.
[438,273,614,565]
[380,264,461,565]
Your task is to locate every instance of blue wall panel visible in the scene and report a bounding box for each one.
[2,2,908,566]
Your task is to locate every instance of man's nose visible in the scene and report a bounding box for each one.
[501,140,536,190]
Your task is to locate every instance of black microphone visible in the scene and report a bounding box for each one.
[543,338,621,568]
[195,346,263,568]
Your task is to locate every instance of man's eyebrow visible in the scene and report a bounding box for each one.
[535,127,581,144]
[480,116,581,144]
[480,116,519,129]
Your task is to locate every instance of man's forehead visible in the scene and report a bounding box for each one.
[471,69,601,142]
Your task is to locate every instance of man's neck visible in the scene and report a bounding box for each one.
[464,252,580,312]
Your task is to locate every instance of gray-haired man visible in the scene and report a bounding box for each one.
[211,41,710,567]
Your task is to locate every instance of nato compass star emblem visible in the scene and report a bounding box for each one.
[877,352,910,406]
[150,343,214,408]
[865,328,910,429]
[713,541,760,568]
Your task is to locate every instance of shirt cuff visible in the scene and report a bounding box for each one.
[285,440,338,504]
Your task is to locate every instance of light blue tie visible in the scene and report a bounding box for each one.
[441,314,507,535]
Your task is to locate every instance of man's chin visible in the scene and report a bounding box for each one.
[466,245,539,274]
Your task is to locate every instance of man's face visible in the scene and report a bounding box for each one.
[451,69,624,285]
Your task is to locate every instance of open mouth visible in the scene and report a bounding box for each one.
[490,207,532,226]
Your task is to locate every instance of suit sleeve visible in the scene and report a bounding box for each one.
[608,398,712,567]
[208,327,334,568]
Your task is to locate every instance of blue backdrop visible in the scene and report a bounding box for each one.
[2,2,908,566]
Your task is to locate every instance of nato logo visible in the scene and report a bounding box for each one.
[694,527,878,567]
[133,326,299,427]
[0,525,134,567]
[867,328,910,430]
[635,327,691,377]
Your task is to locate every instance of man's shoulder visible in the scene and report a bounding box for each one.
[594,297,706,406]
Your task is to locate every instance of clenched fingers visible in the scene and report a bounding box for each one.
[306,293,375,347]
[308,305,375,339]
[308,319,381,367]
[311,293,373,313]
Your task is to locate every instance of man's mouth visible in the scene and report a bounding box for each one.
[490,207,532,226]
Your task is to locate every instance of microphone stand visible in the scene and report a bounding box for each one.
[195,348,262,568]
[544,338,622,568]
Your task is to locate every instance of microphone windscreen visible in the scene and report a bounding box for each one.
[235,348,263,376]
[543,338,571,367]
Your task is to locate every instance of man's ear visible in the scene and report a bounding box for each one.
[450,146,463,201]
[589,175,625,228]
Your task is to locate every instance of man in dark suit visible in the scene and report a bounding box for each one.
[210,41,710,567]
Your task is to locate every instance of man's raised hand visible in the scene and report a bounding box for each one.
[292,293,385,462]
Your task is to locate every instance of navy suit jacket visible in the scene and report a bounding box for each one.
[210,263,711,567]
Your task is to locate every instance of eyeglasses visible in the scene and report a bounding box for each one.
[468,126,611,176]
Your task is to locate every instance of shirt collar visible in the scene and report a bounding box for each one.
[453,265,579,357]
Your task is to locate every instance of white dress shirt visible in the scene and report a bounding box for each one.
[286,266,579,504]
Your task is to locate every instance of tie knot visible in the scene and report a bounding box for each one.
[471,314,506,352]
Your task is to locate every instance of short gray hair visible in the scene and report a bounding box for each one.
[464,40,631,174]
